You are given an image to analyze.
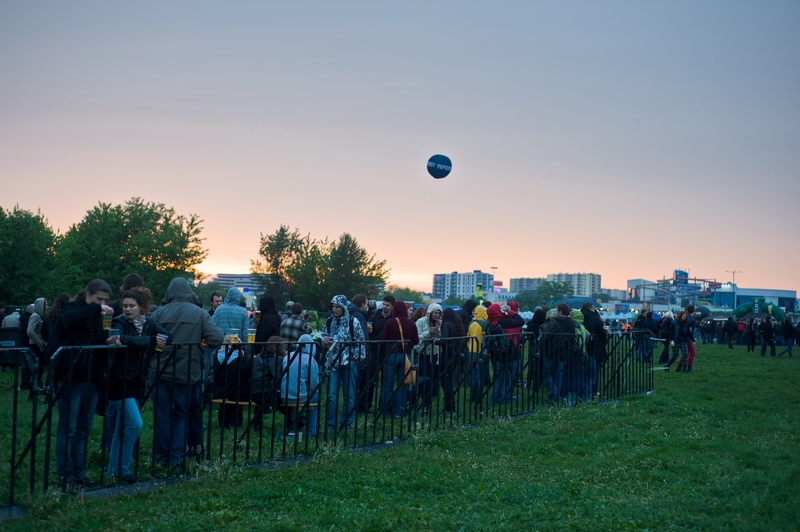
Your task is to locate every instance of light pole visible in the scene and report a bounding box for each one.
[726,270,741,309]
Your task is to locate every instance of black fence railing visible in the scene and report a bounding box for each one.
[1,331,654,508]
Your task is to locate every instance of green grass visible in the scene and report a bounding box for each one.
[4,344,800,530]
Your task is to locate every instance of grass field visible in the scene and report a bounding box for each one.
[3,343,799,530]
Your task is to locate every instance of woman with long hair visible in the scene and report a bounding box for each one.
[439,308,466,413]
[107,290,169,483]
[667,311,691,372]
[53,279,114,489]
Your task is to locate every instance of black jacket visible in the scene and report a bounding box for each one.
[54,298,108,385]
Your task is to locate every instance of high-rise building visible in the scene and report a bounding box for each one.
[546,272,602,298]
[432,270,494,301]
[510,277,546,292]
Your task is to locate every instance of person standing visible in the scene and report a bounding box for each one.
[580,302,607,400]
[667,311,692,372]
[485,303,524,407]
[415,303,443,414]
[358,295,394,414]
[466,305,490,412]
[212,287,249,341]
[149,278,224,468]
[208,292,223,318]
[777,317,795,358]
[107,290,169,483]
[379,300,419,419]
[254,295,281,355]
[743,318,757,352]
[759,316,776,357]
[723,317,737,350]
[280,302,312,352]
[439,307,467,413]
[53,279,114,489]
[684,305,698,372]
[541,303,578,404]
[321,295,366,432]
[26,297,48,395]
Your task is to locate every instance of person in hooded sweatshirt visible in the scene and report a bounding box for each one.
[466,305,490,411]
[541,303,578,405]
[212,287,250,341]
[26,297,48,395]
[149,278,224,467]
[414,302,444,414]
[321,295,366,432]
[279,333,320,436]
[486,303,525,407]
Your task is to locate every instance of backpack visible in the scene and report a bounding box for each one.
[484,323,511,362]
[543,319,577,360]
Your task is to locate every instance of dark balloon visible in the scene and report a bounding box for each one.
[427,154,452,179]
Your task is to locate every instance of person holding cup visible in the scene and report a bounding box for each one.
[106,290,170,483]
[51,279,114,490]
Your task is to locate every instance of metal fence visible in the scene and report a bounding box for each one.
[1,331,654,508]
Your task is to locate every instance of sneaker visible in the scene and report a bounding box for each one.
[120,474,137,484]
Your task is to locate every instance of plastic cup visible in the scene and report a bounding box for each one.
[102,313,112,330]
[366,322,373,334]
[155,333,168,352]
[109,328,121,339]
[229,330,240,344]
[247,328,256,344]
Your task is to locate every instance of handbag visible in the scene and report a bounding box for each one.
[397,318,417,386]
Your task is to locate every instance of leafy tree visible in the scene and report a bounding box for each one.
[384,285,425,304]
[0,206,58,303]
[325,233,388,302]
[286,235,329,310]
[251,225,304,307]
[441,295,465,307]
[55,198,207,301]
[515,281,574,311]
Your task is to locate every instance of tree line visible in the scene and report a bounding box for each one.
[0,200,391,310]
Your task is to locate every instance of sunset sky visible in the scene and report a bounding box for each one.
[2,1,798,295]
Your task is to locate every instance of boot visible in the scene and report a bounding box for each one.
[685,365,693,373]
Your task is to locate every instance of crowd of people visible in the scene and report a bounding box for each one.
[2,278,797,490]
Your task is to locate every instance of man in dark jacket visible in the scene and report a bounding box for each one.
[723,317,738,349]
[150,278,224,467]
[541,303,577,405]
[759,316,776,357]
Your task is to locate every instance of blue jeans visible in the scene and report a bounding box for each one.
[107,398,142,478]
[760,338,776,357]
[102,401,118,451]
[152,380,197,466]
[469,355,488,405]
[491,360,517,405]
[380,352,407,418]
[582,355,598,401]
[543,355,564,403]
[778,338,794,357]
[56,381,99,483]
[326,364,358,430]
